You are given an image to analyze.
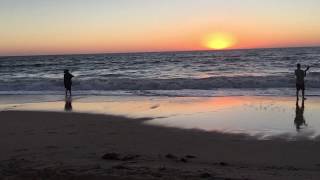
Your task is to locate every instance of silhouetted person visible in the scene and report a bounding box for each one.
[295,64,310,100]
[64,96,73,111]
[64,69,74,97]
[294,99,307,132]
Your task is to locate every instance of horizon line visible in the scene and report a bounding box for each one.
[1,45,320,58]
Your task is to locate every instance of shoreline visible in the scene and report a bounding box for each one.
[1,110,320,179]
[2,95,320,140]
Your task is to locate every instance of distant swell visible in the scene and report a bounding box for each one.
[1,75,319,91]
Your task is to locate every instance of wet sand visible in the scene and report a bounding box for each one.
[1,110,320,179]
[2,95,320,139]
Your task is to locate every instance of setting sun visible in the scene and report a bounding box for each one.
[205,33,236,50]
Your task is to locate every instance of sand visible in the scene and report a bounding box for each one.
[1,110,320,179]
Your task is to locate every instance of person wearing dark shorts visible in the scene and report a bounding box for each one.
[295,64,310,100]
[64,69,74,97]
[296,83,305,91]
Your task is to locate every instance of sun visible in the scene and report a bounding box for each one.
[204,32,236,50]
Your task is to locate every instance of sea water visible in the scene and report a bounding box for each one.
[1,47,320,97]
[1,48,320,139]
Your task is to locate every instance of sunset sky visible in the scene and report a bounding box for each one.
[1,0,320,56]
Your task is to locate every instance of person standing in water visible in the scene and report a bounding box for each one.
[64,69,74,97]
[295,64,310,100]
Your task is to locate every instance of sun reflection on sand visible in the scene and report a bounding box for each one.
[2,96,320,140]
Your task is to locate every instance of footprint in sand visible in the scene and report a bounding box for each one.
[150,104,160,109]
[14,148,29,152]
[45,145,59,149]
[47,131,58,134]
[67,131,77,135]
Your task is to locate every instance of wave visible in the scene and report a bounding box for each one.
[1,75,320,91]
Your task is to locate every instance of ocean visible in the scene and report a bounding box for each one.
[1,47,320,97]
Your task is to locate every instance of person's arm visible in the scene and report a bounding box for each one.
[68,73,74,78]
[305,66,310,72]
[305,66,310,76]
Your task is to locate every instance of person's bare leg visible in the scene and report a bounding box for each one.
[296,90,299,101]
[65,89,67,97]
[302,89,306,100]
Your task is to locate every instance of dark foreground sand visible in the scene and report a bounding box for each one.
[1,111,320,180]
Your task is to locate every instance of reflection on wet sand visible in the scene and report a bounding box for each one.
[294,99,307,132]
[1,96,320,139]
[64,97,72,112]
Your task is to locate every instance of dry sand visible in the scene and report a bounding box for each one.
[1,111,320,179]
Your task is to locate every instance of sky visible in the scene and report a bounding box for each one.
[1,0,320,56]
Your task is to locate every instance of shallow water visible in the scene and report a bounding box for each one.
[1,95,320,140]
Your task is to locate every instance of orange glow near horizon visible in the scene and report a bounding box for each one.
[1,1,320,56]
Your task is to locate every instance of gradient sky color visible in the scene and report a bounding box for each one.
[1,0,320,56]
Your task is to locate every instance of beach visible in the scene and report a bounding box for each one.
[2,0,320,179]
[1,96,320,179]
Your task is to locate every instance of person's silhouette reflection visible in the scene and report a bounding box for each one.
[64,97,73,112]
[294,99,307,132]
